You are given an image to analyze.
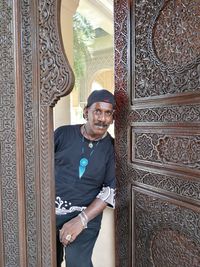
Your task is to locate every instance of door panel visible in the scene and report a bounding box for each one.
[133,187,200,267]
[115,0,200,266]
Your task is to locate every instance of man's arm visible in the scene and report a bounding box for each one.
[59,198,107,246]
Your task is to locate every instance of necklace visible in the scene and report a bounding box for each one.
[79,135,100,178]
[88,142,93,149]
[82,124,107,149]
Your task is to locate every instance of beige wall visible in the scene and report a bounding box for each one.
[53,0,79,128]
[93,208,115,267]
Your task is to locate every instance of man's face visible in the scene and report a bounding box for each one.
[85,102,114,138]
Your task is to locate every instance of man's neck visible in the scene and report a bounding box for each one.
[82,124,107,141]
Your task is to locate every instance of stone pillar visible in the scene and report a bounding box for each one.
[53,0,79,129]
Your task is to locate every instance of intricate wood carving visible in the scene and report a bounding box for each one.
[39,106,55,266]
[133,189,200,267]
[1,0,74,266]
[114,1,130,267]
[135,0,200,98]
[152,1,200,69]
[130,104,200,122]
[157,135,200,167]
[151,229,200,267]
[133,132,200,170]
[0,1,20,266]
[21,1,39,265]
[115,0,200,266]
[131,168,200,202]
[39,0,74,266]
[39,0,74,107]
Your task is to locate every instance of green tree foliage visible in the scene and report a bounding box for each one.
[73,12,95,84]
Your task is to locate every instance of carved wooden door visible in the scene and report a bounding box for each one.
[114,1,200,266]
[0,1,74,266]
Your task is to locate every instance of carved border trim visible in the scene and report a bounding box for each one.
[114,0,130,266]
[0,1,20,266]
[38,0,76,265]
[130,104,200,123]
[21,0,39,265]
[130,168,200,203]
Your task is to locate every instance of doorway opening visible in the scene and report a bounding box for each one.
[54,1,115,266]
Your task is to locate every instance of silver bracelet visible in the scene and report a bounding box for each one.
[78,211,88,229]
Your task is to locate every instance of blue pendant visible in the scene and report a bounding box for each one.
[79,157,88,178]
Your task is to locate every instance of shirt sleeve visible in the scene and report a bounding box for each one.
[96,186,115,208]
[96,142,116,208]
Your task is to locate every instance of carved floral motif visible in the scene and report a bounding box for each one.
[135,0,200,98]
[151,229,200,266]
[134,191,200,266]
[134,132,200,169]
[152,0,200,69]
[157,136,200,167]
[135,134,154,159]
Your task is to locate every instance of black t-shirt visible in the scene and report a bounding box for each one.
[54,124,115,227]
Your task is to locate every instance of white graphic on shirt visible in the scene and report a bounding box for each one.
[55,196,86,215]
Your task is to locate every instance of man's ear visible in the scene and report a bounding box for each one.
[109,111,115,125]
[83,107,88,120]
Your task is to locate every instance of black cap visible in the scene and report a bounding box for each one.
[86,89,115,107]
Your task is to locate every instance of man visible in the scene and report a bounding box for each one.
[54,89,116,267]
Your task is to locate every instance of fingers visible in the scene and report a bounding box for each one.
[59,216,84,246]
[65,234,72,242]
[59,230,74,246]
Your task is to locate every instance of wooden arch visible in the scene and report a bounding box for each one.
[0,0,74,266]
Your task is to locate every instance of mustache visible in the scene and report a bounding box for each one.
[94,123,108,128]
